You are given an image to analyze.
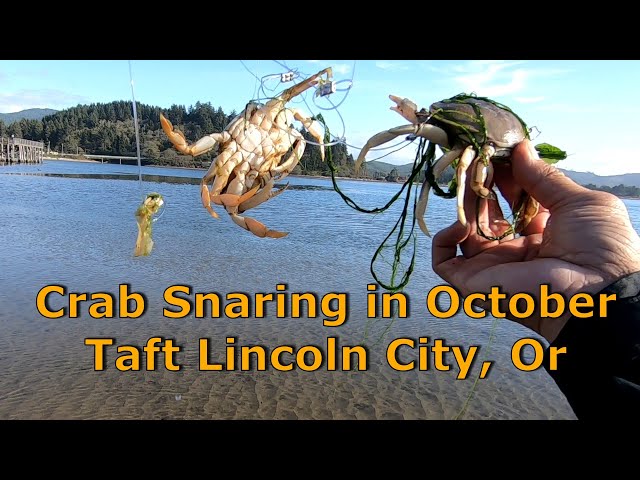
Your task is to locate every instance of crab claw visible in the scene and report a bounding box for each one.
[161,113,227,157]
[160,114,190,154]
[389,95,420,123]
[231,214,288,239]
[238,179,289,213]
[355,124,449,175]
[211,184,260,208]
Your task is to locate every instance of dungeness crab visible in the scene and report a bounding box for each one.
[355,94,565,239]
[160,68,332,238]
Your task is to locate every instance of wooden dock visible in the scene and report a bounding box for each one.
[0,136,45,164]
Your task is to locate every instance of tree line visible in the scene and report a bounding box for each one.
[584,183,640,198]
[5,101,636,196]
[0,100,355,176]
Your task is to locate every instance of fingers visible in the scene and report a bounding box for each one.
[432,221,471,283]
[519,202,549,236]
[492,162,524,208]
[509,140,588,211]
[492,154,548,237]
[459,159,512,257]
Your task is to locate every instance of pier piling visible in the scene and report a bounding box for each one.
[1,136,45,164]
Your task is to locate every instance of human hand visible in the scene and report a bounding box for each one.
[432,139,640,343]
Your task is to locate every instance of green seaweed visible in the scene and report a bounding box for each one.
[535,143,567,164]
[324,94,566,291]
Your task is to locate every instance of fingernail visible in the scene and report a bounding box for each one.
[525,139,540,160]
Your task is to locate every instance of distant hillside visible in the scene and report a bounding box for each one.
[360,161,415,177]
[558,169,640,188]
[363,161,640,189]
[2,100,354,172]
[0,108,58,125]
[7,100,638,187]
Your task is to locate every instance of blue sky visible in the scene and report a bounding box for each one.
[1,60,638,175]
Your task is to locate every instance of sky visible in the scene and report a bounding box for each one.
[0,59,639,175]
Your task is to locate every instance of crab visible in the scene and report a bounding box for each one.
[160,67,332,238]
[355,94,539,238]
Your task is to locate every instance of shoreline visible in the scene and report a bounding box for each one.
[43,156,389,183]
[43,157,640,195]
[44,156,100,164]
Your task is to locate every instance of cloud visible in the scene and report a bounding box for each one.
[429,60,568,99]
[428,60,522,75]
[0,89,89,113]
[376,61,410,71]
[304,61,351,76]
[332,63,352,75]
[454,62,528,97]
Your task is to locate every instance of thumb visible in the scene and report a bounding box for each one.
[511,139,588,211]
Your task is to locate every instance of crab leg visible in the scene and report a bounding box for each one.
[211,162,261,213]
[355,123,450,175]
[238,178,289,213]
[228,213,288,239]
[200,150,245,218]
[389,95,421,123]
[210,152,245,195]
[211,164,288,239]
[220,156,288,239]
[199,149,237,218]
[416,147,463,237]
[280,67,333,102]
[514,196,540,233]
[211,184,259,208]
[271,129,306,178]
[455,146,478,227]
[470,144,496,199]
[161,114,230,157]
[294,109,325,161]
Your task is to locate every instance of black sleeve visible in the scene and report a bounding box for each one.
[544,271,640,419]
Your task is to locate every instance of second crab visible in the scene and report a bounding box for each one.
[160,68,332,238]
[356,93,566,239]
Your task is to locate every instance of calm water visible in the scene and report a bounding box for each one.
[2,160,638,419]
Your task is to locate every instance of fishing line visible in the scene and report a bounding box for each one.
[128,60,165,227]
[238,63,349,149]
[273,59,293,71]
[453,316,500,420]
[240,60,262,83]
[128,60,144,198]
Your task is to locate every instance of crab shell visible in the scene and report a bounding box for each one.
[424,98,527,158]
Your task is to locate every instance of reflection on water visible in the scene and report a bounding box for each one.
[1,171,334,190]
[4,159,634,420]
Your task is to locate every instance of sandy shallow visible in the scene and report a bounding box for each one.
[0,304,576,420]
[43,156,100,163]
[0,160,578,420]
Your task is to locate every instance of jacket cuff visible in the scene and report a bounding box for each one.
[544,271,640,418]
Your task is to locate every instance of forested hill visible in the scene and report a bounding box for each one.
[0,100,354,175]
[0,108,58,125]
